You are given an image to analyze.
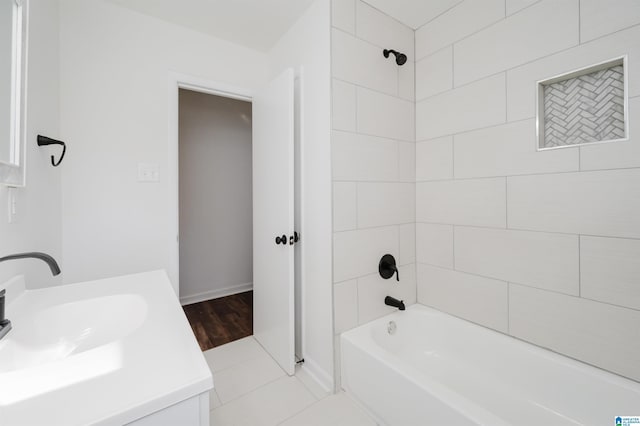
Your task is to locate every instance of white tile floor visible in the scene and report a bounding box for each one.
[203,337,377,426]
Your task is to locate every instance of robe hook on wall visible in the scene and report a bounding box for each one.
[37,135,67,167]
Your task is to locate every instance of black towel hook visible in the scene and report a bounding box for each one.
[37,135,66,167]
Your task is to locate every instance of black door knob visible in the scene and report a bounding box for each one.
[275,235,287,245]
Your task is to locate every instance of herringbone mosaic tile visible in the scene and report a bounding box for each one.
[542,64,625,148]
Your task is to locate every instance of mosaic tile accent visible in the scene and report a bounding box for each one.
[541,63,625,148]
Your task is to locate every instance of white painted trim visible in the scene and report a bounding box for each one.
[179,282,253,306]
[300,356,334,393]
[167,72,253,296]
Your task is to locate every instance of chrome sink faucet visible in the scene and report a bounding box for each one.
[0,252,62,341]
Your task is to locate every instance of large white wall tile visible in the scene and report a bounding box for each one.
[416,178,506,228]
[580,0,640,43]
[506,0,539,16]
[454,0,579,86]
[333,182,357,232]
[580,97,640,171]
[332,79,357,131]
[358,87,414,141]
[398,61,415,102]
[416,74,506,140]
[506,25,640,122]
[416,47,453,100]
[453,120,579,178]
[333,226,398,282]
[332,131,399,181]
[332,29,398,95]
[416,136,453,181]
[417,264,508,332]
[398,142,415,183]
[358,264,416,323]
[399,223,416,265]
[508,169,640,238]
[581,236,640,311]
[415,0,505,60]
[509,284,640,381]
[455,227,579,295]
[357,182,415,228]
[356,1,414,60]
[416,223,453,268]
[332,0,355,34]
[334,279,358,333]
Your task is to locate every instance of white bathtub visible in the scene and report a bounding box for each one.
[341,304,640,426]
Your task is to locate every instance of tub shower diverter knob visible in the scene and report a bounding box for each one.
[379,254,399,281]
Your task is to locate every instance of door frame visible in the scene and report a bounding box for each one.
[167,72,253,298]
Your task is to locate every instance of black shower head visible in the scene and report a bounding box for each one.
[383,49,407,66]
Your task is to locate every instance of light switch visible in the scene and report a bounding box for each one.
[138,163,160,182]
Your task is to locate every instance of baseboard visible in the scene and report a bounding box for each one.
[300,356,334,393]
[180,282,252,306]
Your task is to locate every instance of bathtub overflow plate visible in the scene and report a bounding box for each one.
[387,320,397,335]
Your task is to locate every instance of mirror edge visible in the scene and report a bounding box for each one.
[0,0,28,188]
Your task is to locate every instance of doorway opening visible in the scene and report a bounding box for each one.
[178,89,254,350]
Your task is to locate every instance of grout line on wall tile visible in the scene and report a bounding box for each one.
[332,25,416,64]
[578,235,581,297]
[452,225,456,270]
[414,0,464,32]
[506,283,510,334]
[332,76,414,105]
[505,177,508,228]
[578,0,581,44]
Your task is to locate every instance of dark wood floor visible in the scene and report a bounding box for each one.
[182,291,253,351]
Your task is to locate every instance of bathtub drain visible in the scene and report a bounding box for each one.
[387,321,397,335]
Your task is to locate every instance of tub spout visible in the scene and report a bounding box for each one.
[385,296,405,311]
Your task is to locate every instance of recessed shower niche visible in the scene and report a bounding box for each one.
[537,57,628,150]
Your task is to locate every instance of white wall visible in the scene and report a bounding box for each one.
[0,0,62,290]
[268,0,334,390]
[59,0,269,286]
[330,0,416,386]
[415,0,640,382]
[178,90,252,304]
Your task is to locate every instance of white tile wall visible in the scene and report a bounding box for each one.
[332,131,398,181]
[398,61,415,102]
[356,1,414,60]
[416,47,453,100]
[417,264,508,332]
[398,223,416,265]
[357,182,415,228]
[509,284,640,381]
[357,86,414,141]
[453,120,579,179]
[416,223,453,268]
[506,0,540,16]
[333,182,357,231]
[454,0,579,86]
[357,265,416,323]
[332,79,357,132]
[412,0,640,383]
[416,178,506,228]
[333,226,399,283]
[580,0,640,42]
[580,97,640,171]
[332,28,398,96]
[416,73,506,140]
[414,0,505,60]
[506,25,640,122]
[581,236,640,311]
[331,0,355,34]
[415,136,453,181]
[398,142,415,182]
[454,227,579,295]
[334,280,359,334]
[508,169,640,238]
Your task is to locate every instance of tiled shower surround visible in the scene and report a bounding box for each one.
[332,0,640,384]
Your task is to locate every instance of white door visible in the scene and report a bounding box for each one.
[252,68,295,375]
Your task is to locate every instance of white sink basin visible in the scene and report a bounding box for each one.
[0,294,147,373]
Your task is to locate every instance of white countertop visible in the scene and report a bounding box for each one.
[0,270,213,426]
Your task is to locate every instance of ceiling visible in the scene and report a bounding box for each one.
[104,0,461,52]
